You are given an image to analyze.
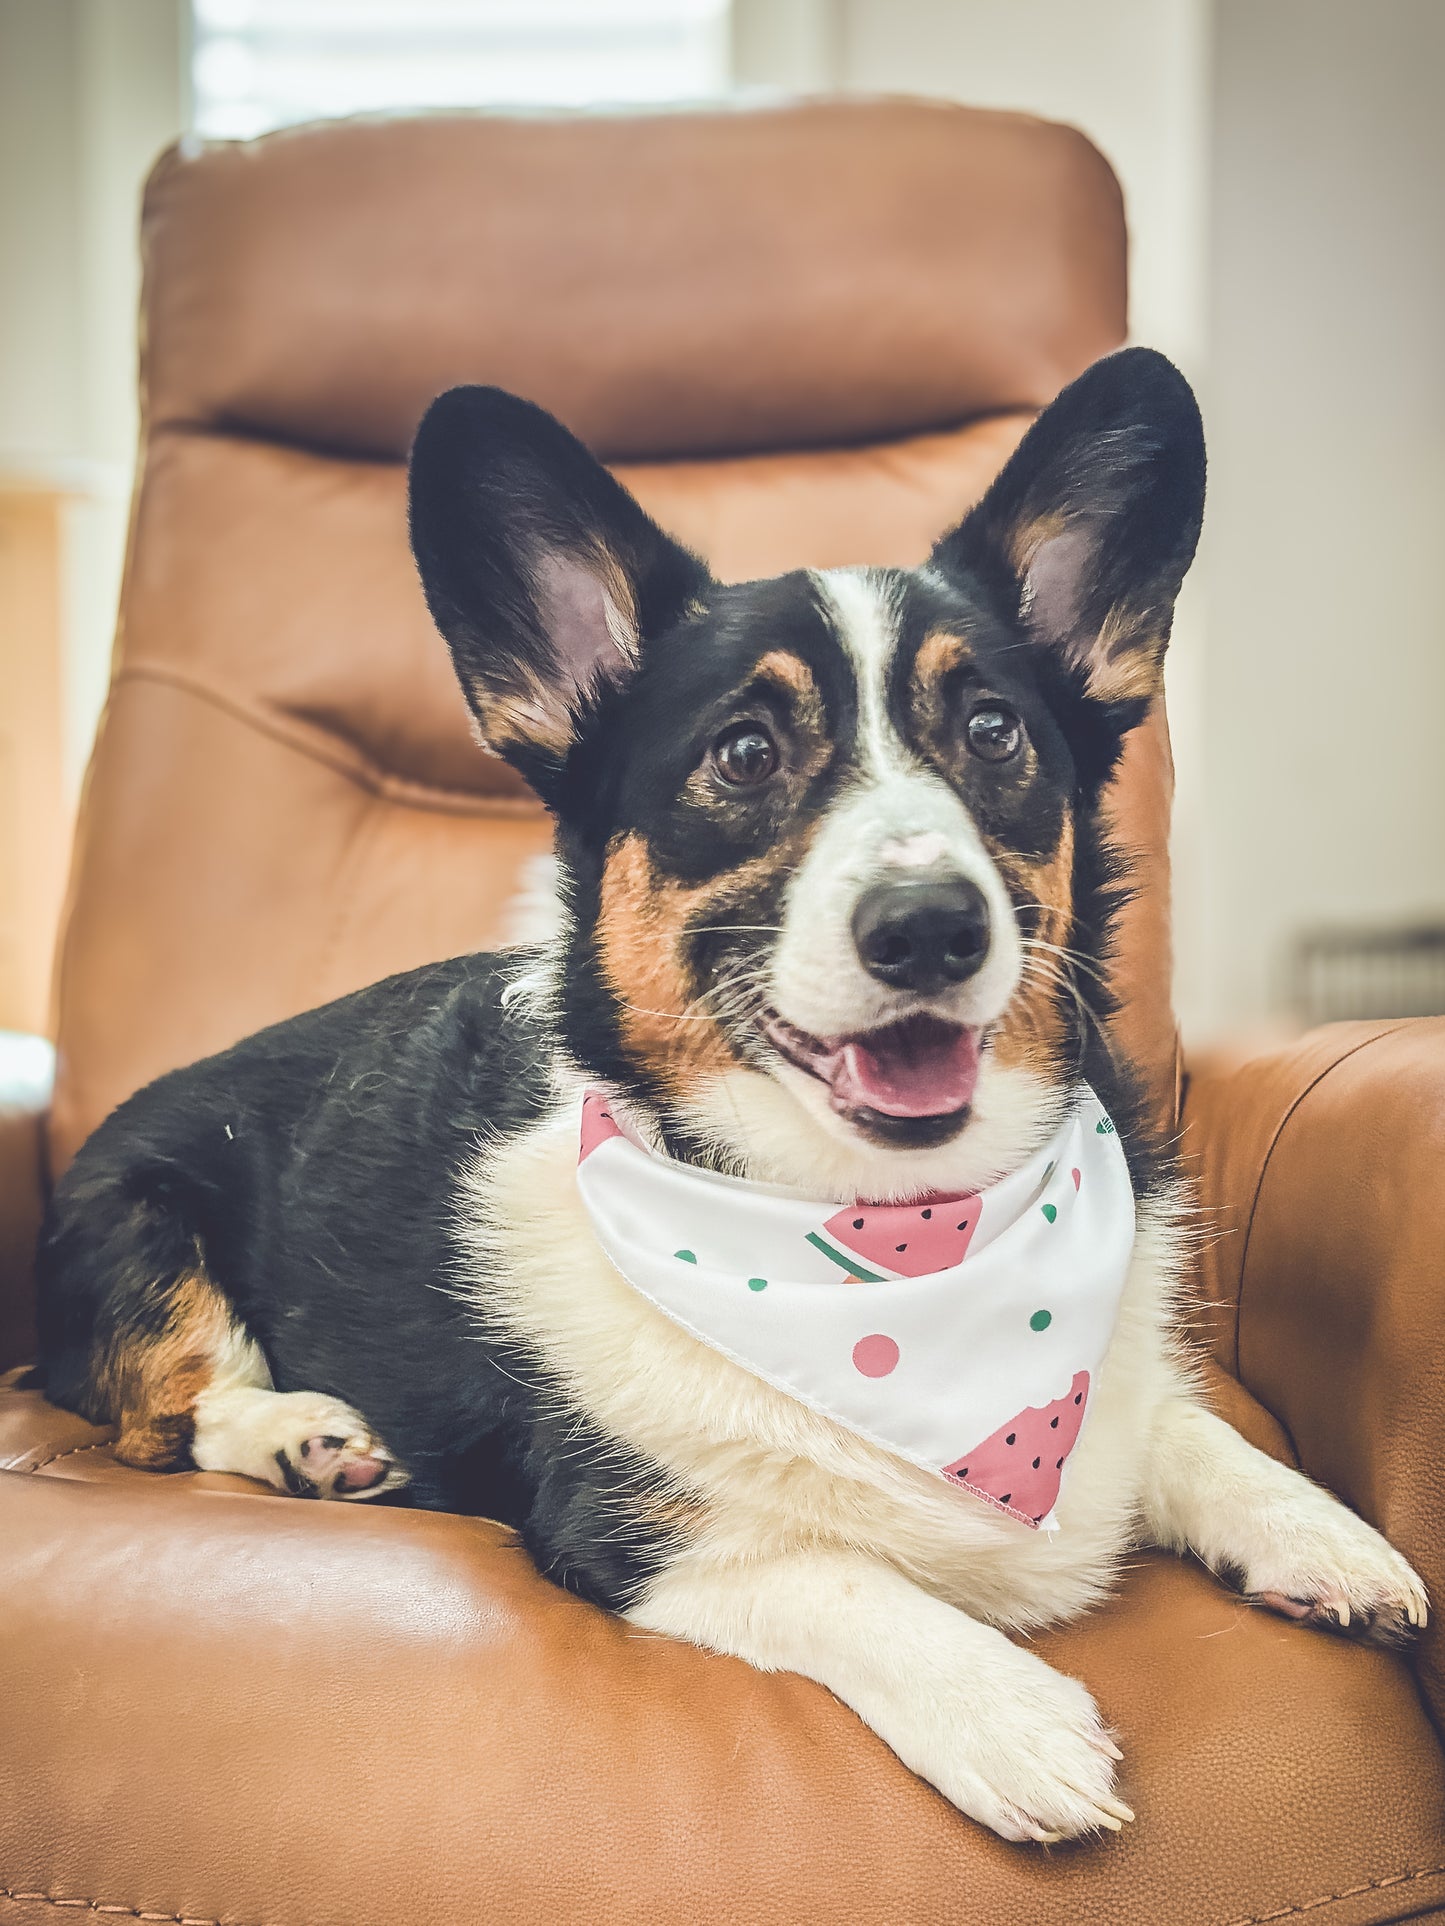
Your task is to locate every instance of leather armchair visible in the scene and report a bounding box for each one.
[2,101,1442,1926]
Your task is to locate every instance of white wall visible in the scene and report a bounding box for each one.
[1200,0,1445,1034]
[0,2,85,467]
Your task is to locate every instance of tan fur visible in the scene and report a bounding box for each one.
[909,629,970,735]
[749,648,829,735]
[989,818,1077,1081]
[480,685,574,760]
[595,835,761,1093]
[1085,608,1165,705]
[98,1271,236,1469]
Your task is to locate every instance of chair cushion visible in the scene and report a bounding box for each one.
[142,102,1124,464]
[3,1381,1442,1926]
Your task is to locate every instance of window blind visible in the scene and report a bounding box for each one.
[191,0,732,140]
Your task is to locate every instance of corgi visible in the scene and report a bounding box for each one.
[36,348,1426,1843]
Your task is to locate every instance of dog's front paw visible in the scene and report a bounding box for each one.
[920,1644,1132,1845]
[1231,1488,1428,1645]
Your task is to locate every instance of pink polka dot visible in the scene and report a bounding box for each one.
[1071,1167,1082,1190]
[853,1334,900,1378]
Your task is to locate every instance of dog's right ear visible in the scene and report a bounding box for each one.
[409,386,710,798]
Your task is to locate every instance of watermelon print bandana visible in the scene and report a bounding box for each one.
[574,1084,1136,1531]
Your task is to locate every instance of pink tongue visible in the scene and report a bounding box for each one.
[833,1020,981,1119]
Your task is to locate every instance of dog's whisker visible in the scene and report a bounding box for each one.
[689,923,786,936]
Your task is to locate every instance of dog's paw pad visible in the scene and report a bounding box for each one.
[298,1434,394,1495]
[260,1394,408,1501]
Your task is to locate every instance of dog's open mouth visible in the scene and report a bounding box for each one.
[763,1011,982,1127]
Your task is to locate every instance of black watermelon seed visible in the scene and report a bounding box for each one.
[853,1218,864,1230]
[921,1208,932,1219]
[1006,1433,1016,1445]
[1001,1493,1011,1504]
[1057,1457,1064,1468]
[1032,1457,1040,1469]
[895,1243,907,1253]
[1050,1416,1059,1428]
[1075,1393,1083,1404]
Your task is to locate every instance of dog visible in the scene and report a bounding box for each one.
[36,347,1427,1844]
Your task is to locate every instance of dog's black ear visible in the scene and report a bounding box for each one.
[930,348,1204,713]
[409,386,710,794]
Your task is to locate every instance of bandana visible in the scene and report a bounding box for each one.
[574,1083,1135,1530]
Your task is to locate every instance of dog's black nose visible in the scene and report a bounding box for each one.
[851,878,991,995]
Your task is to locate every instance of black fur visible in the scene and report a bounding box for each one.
[37,349,1204,1612]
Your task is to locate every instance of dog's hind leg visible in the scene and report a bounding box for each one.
[192,1373,407,1500]
[39,1186,406,1500]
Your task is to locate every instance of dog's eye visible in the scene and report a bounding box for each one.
[965,703,1023,763]
[712,723,779,787]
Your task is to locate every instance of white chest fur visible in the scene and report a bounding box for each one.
[457,1113,1192,1633]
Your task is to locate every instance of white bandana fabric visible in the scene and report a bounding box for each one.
[573,1084,1136,1531]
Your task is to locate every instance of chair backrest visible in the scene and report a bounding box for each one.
[48,97,1174,1171]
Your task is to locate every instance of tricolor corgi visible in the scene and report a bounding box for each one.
[37,349,1426,1843]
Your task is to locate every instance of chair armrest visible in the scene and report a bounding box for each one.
[1182,1018,1445,1699]
[0,1032,54,1371]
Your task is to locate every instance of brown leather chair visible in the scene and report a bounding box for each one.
[2,99,1443,1926]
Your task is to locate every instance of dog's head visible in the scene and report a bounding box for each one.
[409,349,1204,1196]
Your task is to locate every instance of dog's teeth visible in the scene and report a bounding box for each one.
[1335,1602,1351,1629]
[1099,1737,1124,1761]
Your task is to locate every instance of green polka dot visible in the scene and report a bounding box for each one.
[1030,1309,1053,1332]
[1040,1203,1058,1224]
[674,1249,697,1264]
[747,1277,768,1292]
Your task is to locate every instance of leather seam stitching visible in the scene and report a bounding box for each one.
[0,1887,250,1923]
[4,1867,1442,1926]
[112,661,542,819]
[1231,1022,1407,1380]
[27,1440,111,1472]
[1216,1861,1445,1925]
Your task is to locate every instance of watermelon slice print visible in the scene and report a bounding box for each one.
[942,1371,1090,1525]
[806,1195,981,1281]
[579,1091,625,1163]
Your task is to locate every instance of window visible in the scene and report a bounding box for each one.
[190,0,733,142]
